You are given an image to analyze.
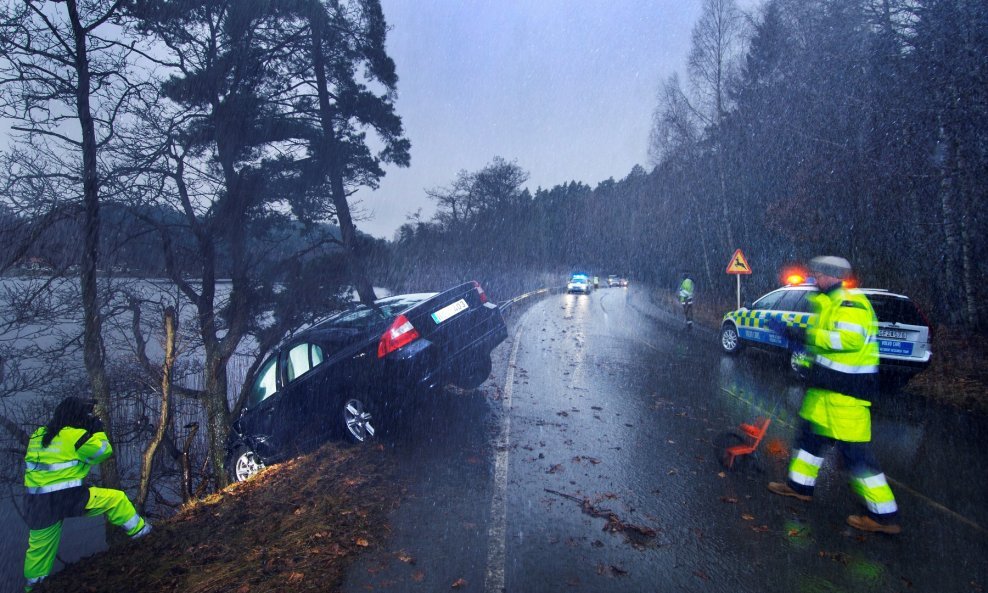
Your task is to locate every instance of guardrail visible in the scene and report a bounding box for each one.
[498,286,561,313]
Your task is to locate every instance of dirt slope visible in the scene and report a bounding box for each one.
[36,443,399,593]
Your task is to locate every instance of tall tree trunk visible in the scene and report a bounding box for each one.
[310,11,377,305]
[66,0,119,494]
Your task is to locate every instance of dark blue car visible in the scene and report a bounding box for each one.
[226,281,507,482]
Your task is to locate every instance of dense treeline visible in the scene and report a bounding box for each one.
[392,0,986,331]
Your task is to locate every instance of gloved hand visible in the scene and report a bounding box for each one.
[786,324,807,343]
[86,414,105,434]
[764,317,787,335]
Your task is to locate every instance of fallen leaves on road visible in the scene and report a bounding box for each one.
[547,464,565,474]
[397,551,415,565]
[356,538,370,547]
[451,578,467,588]
[411,570,425,582]
[720,496,738,504]
[741,513,755,521]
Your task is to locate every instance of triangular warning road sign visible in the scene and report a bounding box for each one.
[726,249,752,275]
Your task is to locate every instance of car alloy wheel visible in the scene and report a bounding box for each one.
[343,398,376,442]
[231,445,264,482]
[721,325,741,353]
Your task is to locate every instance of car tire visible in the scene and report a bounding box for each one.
[342,397,377,443]
[227,443,264,483]
[455,355,493,389]
[720,324,742,354]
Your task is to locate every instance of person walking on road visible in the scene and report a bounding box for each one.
[23,397,152,591]
[766,256,901,534]
[677,272,695,327]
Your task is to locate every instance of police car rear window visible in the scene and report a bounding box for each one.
[867,295,926,326]
[752,291,784,310]
[776,290,810,312]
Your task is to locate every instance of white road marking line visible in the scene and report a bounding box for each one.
[484,326,522,593]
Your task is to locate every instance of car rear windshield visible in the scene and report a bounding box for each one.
[324,295,431,330]
[867,294,927,326]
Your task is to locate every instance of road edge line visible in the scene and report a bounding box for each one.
[484,326,522,593]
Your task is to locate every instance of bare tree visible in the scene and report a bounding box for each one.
[0,0,156,497]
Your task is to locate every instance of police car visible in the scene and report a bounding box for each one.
[720,283,932,377]
[567,273,593,294]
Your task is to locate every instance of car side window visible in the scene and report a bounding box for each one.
[249,357,279,408]
[775,290,804,311]
[285,343,312,383]
[284,343,327,384]
[752,291,784,310]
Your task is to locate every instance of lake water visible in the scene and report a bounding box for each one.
[0,276,389,592]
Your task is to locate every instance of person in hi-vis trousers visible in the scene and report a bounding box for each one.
[22,397,151,591]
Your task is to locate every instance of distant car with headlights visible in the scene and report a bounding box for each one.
[607,275,620,287]
[226,281,507,482]
[719,284,932,377]
[567,274,592,294]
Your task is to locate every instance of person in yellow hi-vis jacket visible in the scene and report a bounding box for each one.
[23,397,151,591]
[766,256,901,535]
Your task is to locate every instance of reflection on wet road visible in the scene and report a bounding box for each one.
[346,286,988,593]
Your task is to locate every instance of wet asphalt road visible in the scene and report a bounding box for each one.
[345,286,988,593]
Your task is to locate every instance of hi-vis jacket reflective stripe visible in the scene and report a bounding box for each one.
[24,427,113,494]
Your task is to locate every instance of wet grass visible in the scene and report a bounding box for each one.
[35,442,400,593]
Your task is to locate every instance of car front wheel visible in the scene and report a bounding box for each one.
[343,397,376,442]
[721,324,742,354]
[227,443,264,483]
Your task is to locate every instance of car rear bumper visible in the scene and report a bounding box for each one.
[383,306,508,392]
[879,357,931,374]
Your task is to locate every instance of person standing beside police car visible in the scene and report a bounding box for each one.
[766,256,900,534]
[22,397,151,591]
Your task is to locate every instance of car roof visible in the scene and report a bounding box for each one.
[771,284,910,300]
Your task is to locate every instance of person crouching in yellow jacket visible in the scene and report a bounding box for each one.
[767,256,901,535]
[23,397,151,591]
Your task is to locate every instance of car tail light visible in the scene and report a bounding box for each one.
[377,314,420,358]
[472,280,488,303]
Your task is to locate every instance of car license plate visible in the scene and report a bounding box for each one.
[431,299,468,324]
[878,328,910,340]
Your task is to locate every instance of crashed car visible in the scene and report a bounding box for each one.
[226,281,507,482]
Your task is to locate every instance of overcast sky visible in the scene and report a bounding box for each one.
[355,0,712,239]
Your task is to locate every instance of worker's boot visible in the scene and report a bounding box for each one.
[847,515,901,535]
[767,481,812,502]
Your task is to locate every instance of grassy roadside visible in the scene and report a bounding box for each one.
[36,443,400,593]
[653,289,988,415]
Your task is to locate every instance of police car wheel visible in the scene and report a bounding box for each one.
[720,324,742,354]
